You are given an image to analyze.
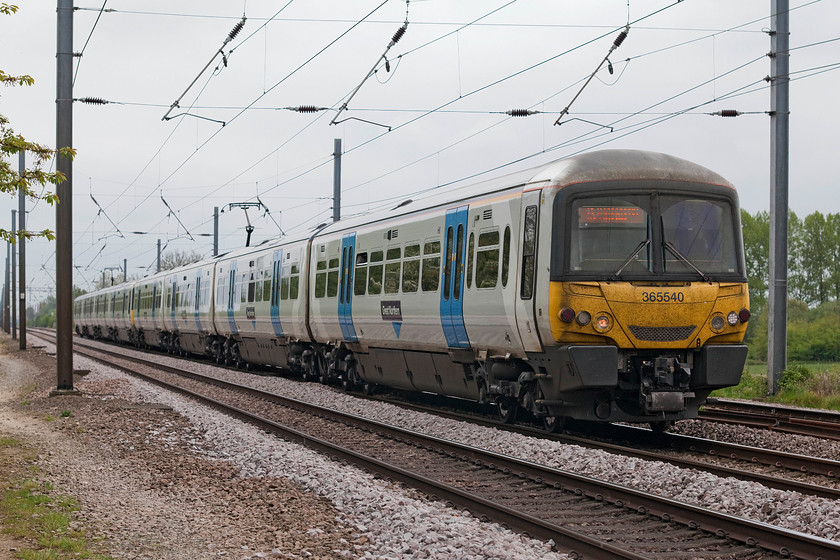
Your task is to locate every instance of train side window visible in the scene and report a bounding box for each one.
[354,252,368,296]
[402,243,420,293]
[289,264,300,300]
[217,276,225,306]
[421,240,440,292]
[255,271,263,302]
[281,266,291,300]
[384,247,401,294]
[327,257,340,298]
[476,229,500,289]
[520,205,537,299]
[368,251,383,295]
[466,232,475,289]
[241,273,248,303]
[502,226,511,287]
[315,260,327,298]
[263,268,272,302]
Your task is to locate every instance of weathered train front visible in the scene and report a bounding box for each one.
[531,152,749,425]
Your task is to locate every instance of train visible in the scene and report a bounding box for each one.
[74,149,750,431]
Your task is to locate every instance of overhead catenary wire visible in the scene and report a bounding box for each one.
[66,2,832,282]
[80,0,710,269]
[101,0,685,246]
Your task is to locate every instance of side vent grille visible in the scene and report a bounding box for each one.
[483,209,493,221]
[386,229,399,240]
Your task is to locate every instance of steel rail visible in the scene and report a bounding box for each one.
[699,399,840,441]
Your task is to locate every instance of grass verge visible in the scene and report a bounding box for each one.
[0,438,112,560]
[711,361,840,411]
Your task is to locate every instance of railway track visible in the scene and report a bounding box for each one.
[356,391,840,501]
[31,330,840,559]
[700,399,840,441]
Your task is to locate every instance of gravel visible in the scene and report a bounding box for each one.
[9,332,840,557]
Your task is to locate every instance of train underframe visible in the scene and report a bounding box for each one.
[75,324,747,430]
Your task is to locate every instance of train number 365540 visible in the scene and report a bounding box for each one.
[640,291,685,303]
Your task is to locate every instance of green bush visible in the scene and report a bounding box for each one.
[779,364,812,390]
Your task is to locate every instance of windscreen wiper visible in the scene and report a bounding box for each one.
[611,239,650,279]
[663,241,709,281]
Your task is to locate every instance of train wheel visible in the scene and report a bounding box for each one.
[542,415,566,433]
[341,366,354,391]
[317,353,330,384]
[649,420,672,433]
[302,361,316,382]
[497,397,518,424]
[363,383,377,395]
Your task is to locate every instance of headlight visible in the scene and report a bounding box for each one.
[576,310,591,326]
[594,314,612,332]
[710,314,725,332]
[727,311,739,326]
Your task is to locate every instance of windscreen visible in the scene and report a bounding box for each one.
[568,193,739,278]
[660,196,738,274]
[569,195,651,274]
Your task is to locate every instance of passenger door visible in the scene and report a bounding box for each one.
[270,249,284,337]
[440,206,470,348]
[338,233,358,342]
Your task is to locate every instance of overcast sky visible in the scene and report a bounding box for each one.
[1,0,838,305]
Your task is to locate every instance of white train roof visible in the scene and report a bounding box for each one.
[313,149,734,237]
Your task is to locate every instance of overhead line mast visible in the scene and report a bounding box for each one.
[54,0,77,394]
[767,0,790,394]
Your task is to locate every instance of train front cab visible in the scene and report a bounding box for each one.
[529,177,749,425]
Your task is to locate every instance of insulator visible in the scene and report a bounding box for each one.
[719,109,740,117]
[228,19,245,41]
[78,97,108,105]
[295,106,321,113]
[506,109,537,117]
[391,24,407,45]
[613,29,628,49]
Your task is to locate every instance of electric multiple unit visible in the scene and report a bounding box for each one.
[75,149,750,429]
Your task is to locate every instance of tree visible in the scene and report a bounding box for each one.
[800,212,831,305]
[1,3,76,244]
[740,209,769,311]
[160,249,204,271]
[826,213,840,302]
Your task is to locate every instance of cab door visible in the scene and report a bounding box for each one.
[440,206,470,348]
[514,191,544,352]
